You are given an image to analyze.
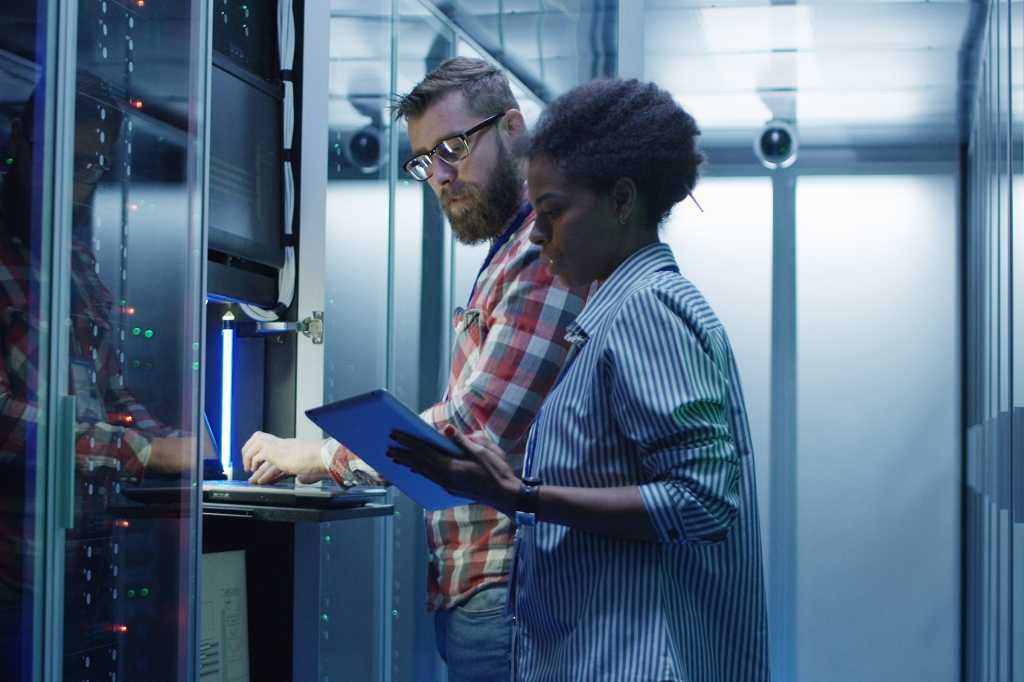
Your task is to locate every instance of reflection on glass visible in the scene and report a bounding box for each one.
[0,4,48,680]
[56,1,205,679]
[425,0,617,99]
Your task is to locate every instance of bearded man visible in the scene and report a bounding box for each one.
[240,57,589,680]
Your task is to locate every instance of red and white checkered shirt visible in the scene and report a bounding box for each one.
[0,234,172,596]
[326,203,589,610]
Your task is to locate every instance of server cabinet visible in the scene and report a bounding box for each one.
[0,2,59,680]
[0,0,209,680]
[59,0,209,679]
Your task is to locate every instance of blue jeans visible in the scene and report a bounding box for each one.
[435,583,512,682]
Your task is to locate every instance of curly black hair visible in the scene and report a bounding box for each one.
[528,79,704,227]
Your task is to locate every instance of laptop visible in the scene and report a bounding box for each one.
[122,413,387,508]
[201,479,387,508]
[199,415,386,508]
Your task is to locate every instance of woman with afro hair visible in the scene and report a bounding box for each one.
[390,79,770,681]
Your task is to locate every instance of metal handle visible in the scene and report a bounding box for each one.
[300,310,324,345]
[225,311,323,344]
[57,395,76,530]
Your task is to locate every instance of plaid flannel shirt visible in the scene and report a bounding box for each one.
[0,234,172,595]
[325,203,589,610]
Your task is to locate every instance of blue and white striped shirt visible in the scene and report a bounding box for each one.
[513,242,770,681]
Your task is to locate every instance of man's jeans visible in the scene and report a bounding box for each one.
[435,583,512,682]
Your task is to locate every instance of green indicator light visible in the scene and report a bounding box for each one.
[130,360,141,369]
[324,535,331,543]
[126,589,135,599]
[139,587,150,598]
[144,329,154,339]
[131,327,141,336]
[192,361,200,371]
[120,299,127,306]
[4,157,13,166]
[192,342,200,350]
[321,613,329,623]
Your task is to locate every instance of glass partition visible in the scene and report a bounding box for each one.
[325,0,393,403]
[422,0,618,99]
[319,3,394,681]
[1010,2,1023,681]
[58,0,207,679]
[390,6,454,682]
[967,2,1023,679]
[0,4,54,680]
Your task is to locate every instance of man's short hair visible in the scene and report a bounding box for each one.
[393,57,518,122]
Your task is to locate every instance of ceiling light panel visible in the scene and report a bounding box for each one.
[674,93,773,128]
[646,2,969,56]
[647,50,957,103]
[795,88,955,126]
[699,6,815,53]
[646,0,970,9]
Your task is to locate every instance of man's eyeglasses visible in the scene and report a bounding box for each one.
[403,111,506,182]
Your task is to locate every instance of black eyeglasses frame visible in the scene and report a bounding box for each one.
[402,111,507,181]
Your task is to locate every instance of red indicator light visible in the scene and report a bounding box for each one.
[137,0,145,6]
[114,624,128,634]
[132,99,143,110]
[115,519,130,529]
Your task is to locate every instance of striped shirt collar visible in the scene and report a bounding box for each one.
[566,241,678,343]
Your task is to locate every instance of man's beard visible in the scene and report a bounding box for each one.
[441,140,523,245]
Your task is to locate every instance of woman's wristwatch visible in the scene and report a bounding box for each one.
[514,475,542,526]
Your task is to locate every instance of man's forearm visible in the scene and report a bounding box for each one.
[326,439,386,486]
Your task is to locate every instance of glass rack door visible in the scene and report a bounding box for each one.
[55,0,208,680]
[0,2,57,680]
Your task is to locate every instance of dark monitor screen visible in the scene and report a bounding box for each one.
[208,63,283,269]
